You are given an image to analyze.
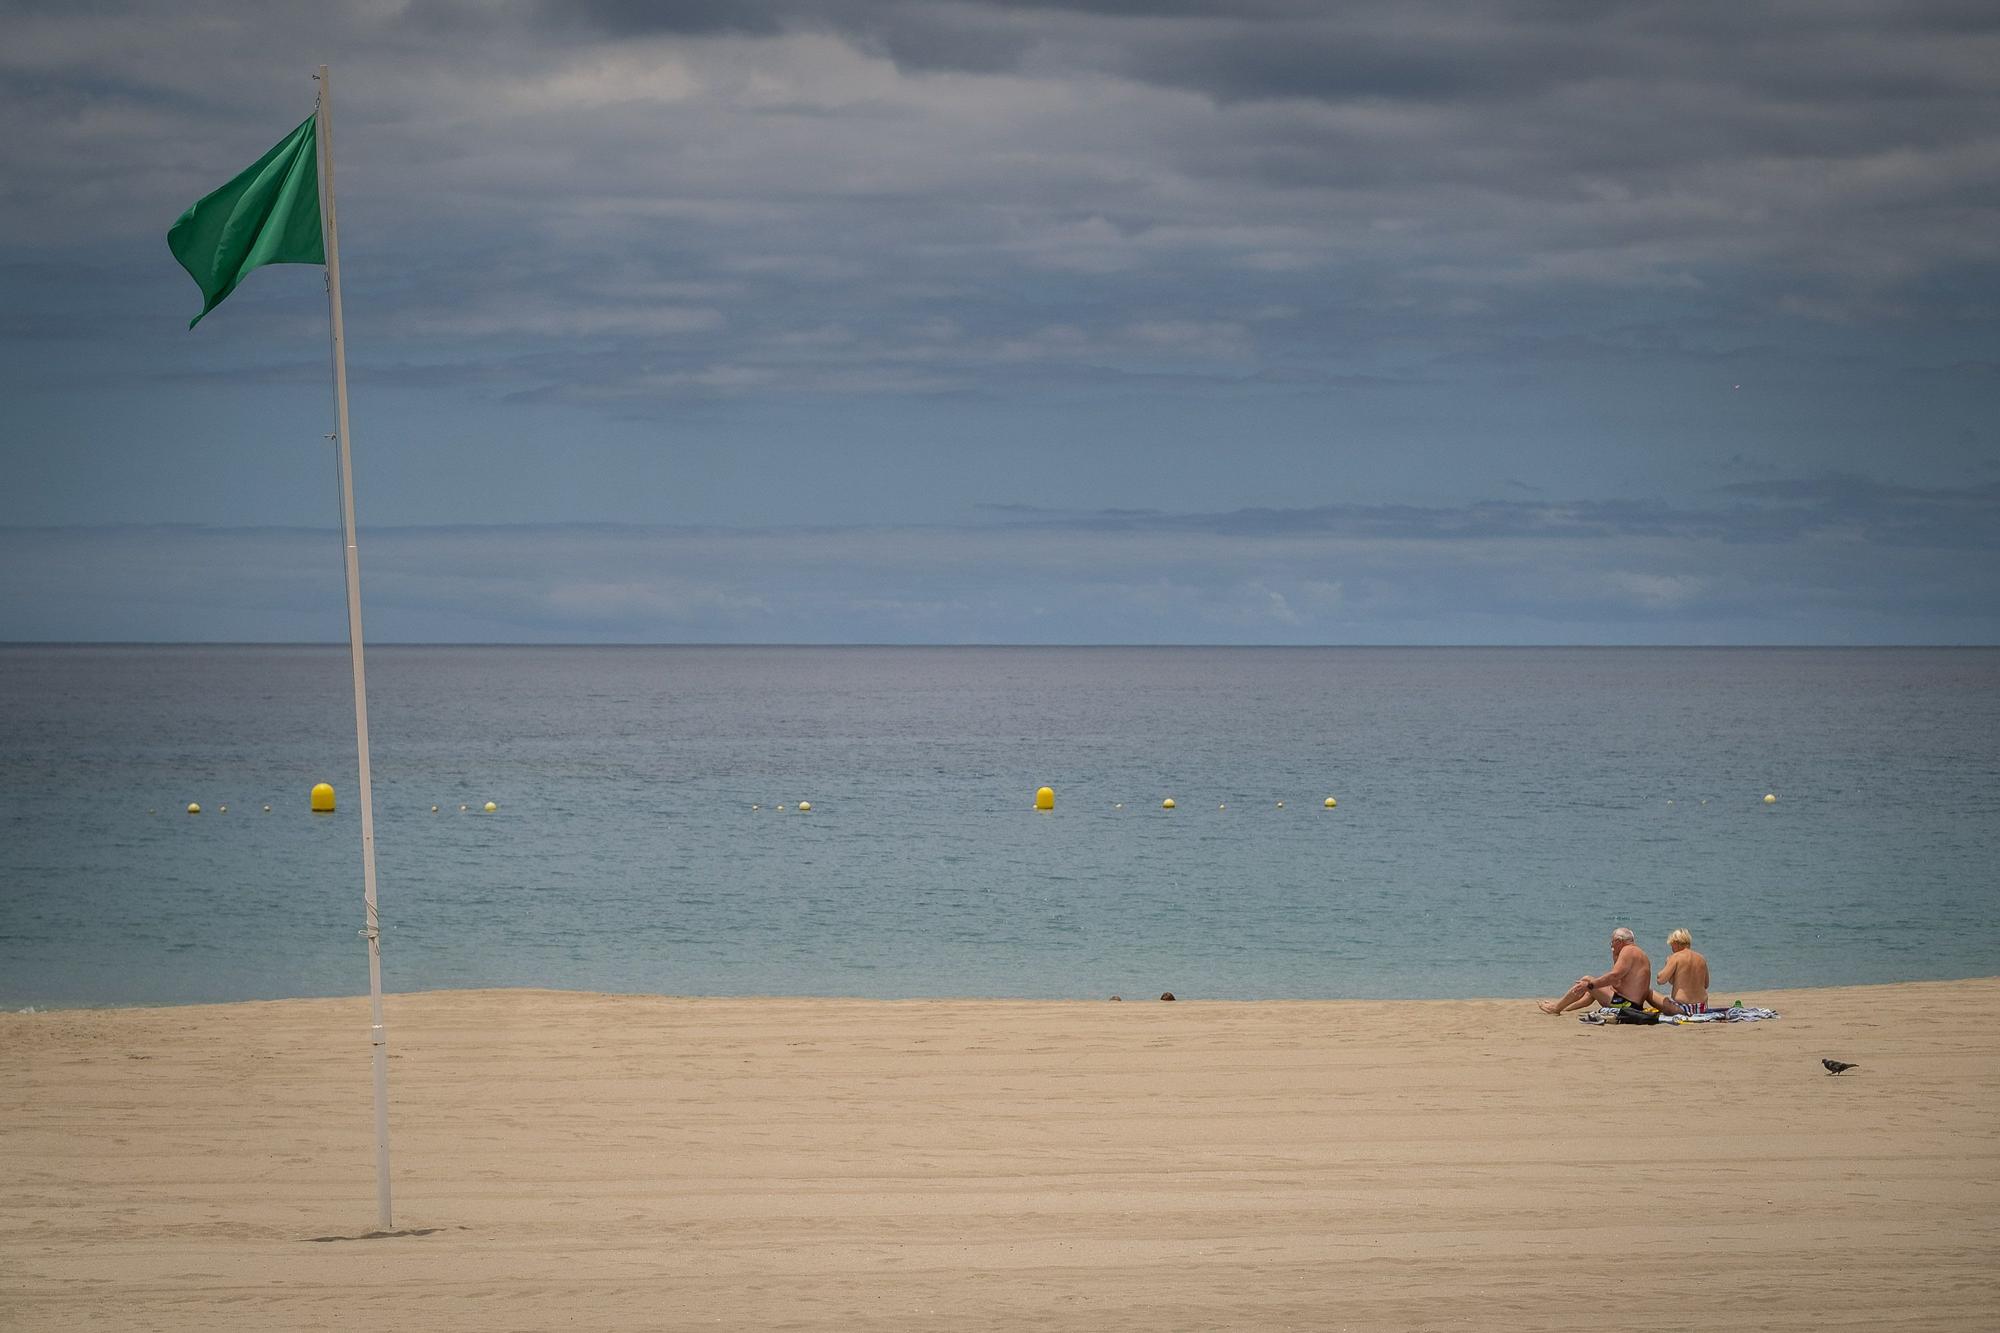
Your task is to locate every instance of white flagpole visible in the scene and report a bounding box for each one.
[315,63,393,1232]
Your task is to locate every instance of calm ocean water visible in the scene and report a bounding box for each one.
[2,645,1996,1008]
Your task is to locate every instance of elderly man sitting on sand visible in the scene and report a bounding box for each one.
[1540,926,1653,1015]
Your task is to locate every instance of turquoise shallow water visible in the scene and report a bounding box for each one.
[2,644,1996,1007]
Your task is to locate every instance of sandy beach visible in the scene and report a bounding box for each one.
[5,980,1998,1331]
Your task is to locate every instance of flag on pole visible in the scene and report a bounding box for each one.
[164,72,397,1230]
[167,114,324,328]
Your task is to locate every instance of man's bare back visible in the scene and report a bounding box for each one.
[1608,943,1653,1004]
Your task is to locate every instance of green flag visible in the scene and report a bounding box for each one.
[168,114,324,328]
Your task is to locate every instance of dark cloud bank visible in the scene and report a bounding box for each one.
[1,1,1996,641]
[6,476,1995,643]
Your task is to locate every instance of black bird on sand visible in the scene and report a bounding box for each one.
[1822,1058,1858,1075]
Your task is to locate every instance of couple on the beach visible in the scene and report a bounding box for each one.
[1539,926,1713,1016]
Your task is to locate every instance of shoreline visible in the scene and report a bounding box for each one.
[10,971,2000,1014]
[7,978,1998,1330]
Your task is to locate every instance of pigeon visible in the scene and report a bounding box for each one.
[1822,1058,1858,1075]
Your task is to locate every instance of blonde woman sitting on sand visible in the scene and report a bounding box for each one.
[1649,928,1713,1015]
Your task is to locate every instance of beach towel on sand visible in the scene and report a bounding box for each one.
[1579,1006,1778,1025]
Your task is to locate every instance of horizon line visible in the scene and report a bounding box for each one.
[4,641,1997,651]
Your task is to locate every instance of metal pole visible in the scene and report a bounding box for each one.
[316,63,393,1232]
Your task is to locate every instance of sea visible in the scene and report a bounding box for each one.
[2,645,1996,1009]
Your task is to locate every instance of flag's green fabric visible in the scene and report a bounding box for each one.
[168,114,324,328]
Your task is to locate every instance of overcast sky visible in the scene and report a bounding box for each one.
[3,0,1996,642]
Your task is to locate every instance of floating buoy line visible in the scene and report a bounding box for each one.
[157,786,1791,823]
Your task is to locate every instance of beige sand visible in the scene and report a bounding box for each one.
[5,980,1998,1331]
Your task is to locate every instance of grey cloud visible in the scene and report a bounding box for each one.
[973,503,1168,519]
[856,11,1041,76]
[550,0,792,38]
[975,476,2000,551]
[1117,20,1601,105]
[6,0,1993,404]
[1,0,1996,589]
[1710,474,2000,548]
[6,474,1995,643]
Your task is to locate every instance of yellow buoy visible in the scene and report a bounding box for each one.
[1276,801,1284,808]
[484,801,498,813]
[431,805,440,813]
[1218,803,1226,810]
[1114,802,1123,809]
[776,804,787,812]
[798,801,812,812]
[1035,786,1055,811]
[310,783,336,814]
[186,802,201,815]
[218,805,228,814]
[1162,797,1176,810]
[1763,793,1777,804]
[262,805,271,813]
[1323,796,1337,809]
[752,804,761,811]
